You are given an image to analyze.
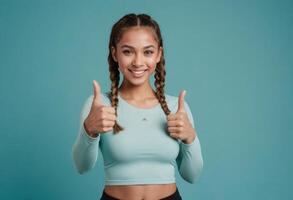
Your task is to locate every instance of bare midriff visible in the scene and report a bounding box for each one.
[104,183,177,200]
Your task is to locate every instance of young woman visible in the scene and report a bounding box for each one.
[72,13,203,200]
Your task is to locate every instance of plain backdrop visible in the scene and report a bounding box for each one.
[1,0,292,199]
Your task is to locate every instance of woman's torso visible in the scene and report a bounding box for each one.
[104,183,177,200]
[102,93,179,199]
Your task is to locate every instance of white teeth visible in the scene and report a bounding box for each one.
[132,70,144,74]
[129,69,147,77]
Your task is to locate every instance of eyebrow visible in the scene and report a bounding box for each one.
[121,45,155,49]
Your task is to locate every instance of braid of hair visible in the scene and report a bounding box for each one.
[106,61,124,134]
[154,55,171,116]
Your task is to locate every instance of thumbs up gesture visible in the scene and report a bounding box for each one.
[83,80,117,137]
[166,90,197,144]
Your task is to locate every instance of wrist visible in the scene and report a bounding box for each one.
[182,134,196,144]
[83,121,99,138]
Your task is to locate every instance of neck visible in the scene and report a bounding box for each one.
[118,79,156,101]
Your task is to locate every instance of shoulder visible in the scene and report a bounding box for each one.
[165,93,180,112]
[165,93,177,105]
[165,92,192,113]
[83,92,111,107]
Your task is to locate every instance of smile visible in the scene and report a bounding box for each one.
[129,69,147,78]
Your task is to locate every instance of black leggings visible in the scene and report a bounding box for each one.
[99,187,182,200]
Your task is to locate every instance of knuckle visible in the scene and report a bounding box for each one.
[168,114,174,119]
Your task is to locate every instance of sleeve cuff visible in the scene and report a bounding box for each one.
[81,124,100,144]
[180,135,200,150]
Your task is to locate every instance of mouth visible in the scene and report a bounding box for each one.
[128,69,148,78]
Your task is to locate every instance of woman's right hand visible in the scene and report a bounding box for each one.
[84,80,117,137]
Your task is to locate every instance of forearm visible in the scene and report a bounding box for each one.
[177,135,203,184]
[72,122,100,174]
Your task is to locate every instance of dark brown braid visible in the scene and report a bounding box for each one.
[107,13,171,134]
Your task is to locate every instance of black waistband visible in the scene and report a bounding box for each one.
[100,187,182,200]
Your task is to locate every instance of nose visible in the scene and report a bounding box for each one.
[132,52,144,67]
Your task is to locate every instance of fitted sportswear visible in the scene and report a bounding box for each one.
[72,92,203,185]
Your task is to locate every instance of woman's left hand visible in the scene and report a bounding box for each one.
[166,90,197,144]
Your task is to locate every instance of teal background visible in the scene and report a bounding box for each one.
[1,0,292,199]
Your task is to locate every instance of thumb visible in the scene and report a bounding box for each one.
[92,80,103,106]
[177,90,186,113]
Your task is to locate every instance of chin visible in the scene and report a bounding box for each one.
[127,78,148,86]
[124,75,150,86]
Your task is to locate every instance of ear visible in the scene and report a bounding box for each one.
[156,46,163,63]
[111,46,118,62]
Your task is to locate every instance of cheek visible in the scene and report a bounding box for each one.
[146,57,159,68]
[117,57,132,70]
[117,55,158,71]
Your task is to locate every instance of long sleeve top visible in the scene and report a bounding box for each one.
[72,92,203,185]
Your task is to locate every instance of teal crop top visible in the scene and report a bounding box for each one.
[72,92,203,185]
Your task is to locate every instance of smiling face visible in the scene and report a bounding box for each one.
[111,26,162,87]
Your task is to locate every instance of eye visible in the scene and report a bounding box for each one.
[145,50,154,55]
[122,50,132,55]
